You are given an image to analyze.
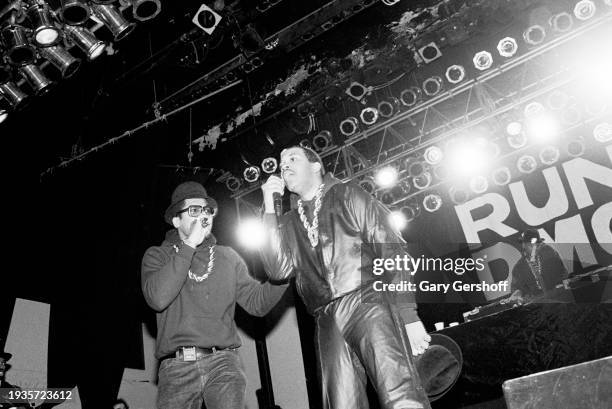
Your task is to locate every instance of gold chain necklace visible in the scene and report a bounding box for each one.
[297,184,325,248]
[188,245,215,282]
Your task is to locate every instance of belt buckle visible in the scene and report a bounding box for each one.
[182,346,197,361]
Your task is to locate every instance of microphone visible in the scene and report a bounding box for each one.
[529,244,537,262]
[273,192,282,218]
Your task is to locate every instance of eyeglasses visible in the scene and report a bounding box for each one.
[177,205,217,218]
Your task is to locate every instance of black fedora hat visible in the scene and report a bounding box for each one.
[518,229,544,243]
[164,181,218,225]
[0,350,11,361]
[415,333,463,402]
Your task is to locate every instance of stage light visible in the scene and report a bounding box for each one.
[1,25,36,65]
[566,137,585,157]
[375,166,399,189]
[486,141,501,158]
[225,175,241,192]
[525,112,561,144]
[299,138,314,150]
[340,117,359,137]
[418,42,442,63]
[237,218,266,250]
[360,107,379,125]
[64,26,106,60]
[0,109,7,124]
[523,25,546,45]
[27,3,62,47]
[550,12,574,33]
[561,105,582,126]
[243,166,261,183]
[492,167,512,186]
[192,3,222,34]
[413,172,432,190]
[517,155,538,174]
[423,194,442,213]
[422,76,443,97]
[377,98,400,118]
[585,95,609,117]
[40,46,81,78]
[0,82,28,109]
[127,0,162,22]
[539,145,560,165]
[91,4,136,41]
[19,64,53,96]
[445,65,465,84]
[507,132,527,149]
[388,211,407,231]
[574,0,596,20]
[524,102,545,118]
[506,121,523,136]
[380,190,395,205]
[449,186,470,204]
[424,146,443,165]
[469,176,488,194]
[473,51,493,71]
[593,122,612,143]
[497,37,518,58]
[400,87,422,107]
[433,164,449,181]
[313,130,332,151]
[400,202,421,222]
[359,177,376,195]
[346,81,368,101]
[546,90,569,110]
[445,138,491,176]
[59,0,91,25]
[407,160,427,178]
[261,157,277,174]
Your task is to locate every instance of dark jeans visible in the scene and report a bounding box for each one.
[157,349,247,409]
[315,288,431,409]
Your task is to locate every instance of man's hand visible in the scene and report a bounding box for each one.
[183,218,206,248]
[261,175,285,214]
[501,289,524,305]
[405,320,431,356]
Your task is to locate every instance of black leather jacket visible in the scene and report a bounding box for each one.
[260,174,418,323]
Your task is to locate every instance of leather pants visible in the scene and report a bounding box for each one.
[314,287,431,409]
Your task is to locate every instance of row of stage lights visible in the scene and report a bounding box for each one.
[0,0,162,123]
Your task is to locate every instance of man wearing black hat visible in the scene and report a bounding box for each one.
[141,181,288,409]
[509,229,568,302]
[0,349,32,409]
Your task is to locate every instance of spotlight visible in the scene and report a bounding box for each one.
[1,25,36,65]
[192,3,222,34]
[127,0,162,22]
[413,172,432,190]
[433,164,449,181]
[359,177,376,195]
[561,105,582,126]
[340,117,359,137]
[422,76,443,96]
[593,122,612,143]
[359,107,379,125]
[497,37,518,57]
[546,90,569,110]
[566,137,585,157]
[60,0,91,26]
[388,211,407,231]
[225,175,242,192]
[243,166,261,183]
[377,97,400,118]
[507,132,528,149]
[550,12,574,33]
[574,0,596,20]
[423,194,442,212]
[523,25,546,45]
[19,64,53,96]
[517,155,538,174]
[0,82,28,109]
[64,26,106,61]
[492,167,512,186]
[346,81,368,101]
[585,95,609,117]
[400,87,422,107]
[418,42,442,63]
[539,145,560,165]
[380,190,396,205]
[299,138,314,150]
[407,160,427,178]
[524,101,545,118]
[261,157,278,174]
[0,109,7,124]
[400,201,421,222]
[374,166,399,189]
[313,130,332,151]
[445,65,465,84]
[91,4,136,41]
[40,46,81,78]
[27,4,62,47]
[506,121,523,136]
[237,218,266,250]
[473,51,493,71]
[424,146,443,165]
[469,176,489,194]
[449,186,470,205]
[445,137,491,176]
[486,142,501,158]
[525,112,561,144]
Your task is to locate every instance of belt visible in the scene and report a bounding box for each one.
[160,346,234,362]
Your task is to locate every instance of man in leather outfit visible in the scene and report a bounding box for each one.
[260,146,432,409]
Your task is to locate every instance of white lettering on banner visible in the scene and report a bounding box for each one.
[563,158,612,209]
[509,167,569,226]
[473,242,522,300]
[592,202,612,255]
[455,193,518,244]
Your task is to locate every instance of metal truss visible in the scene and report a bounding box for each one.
[232,11,611,208]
